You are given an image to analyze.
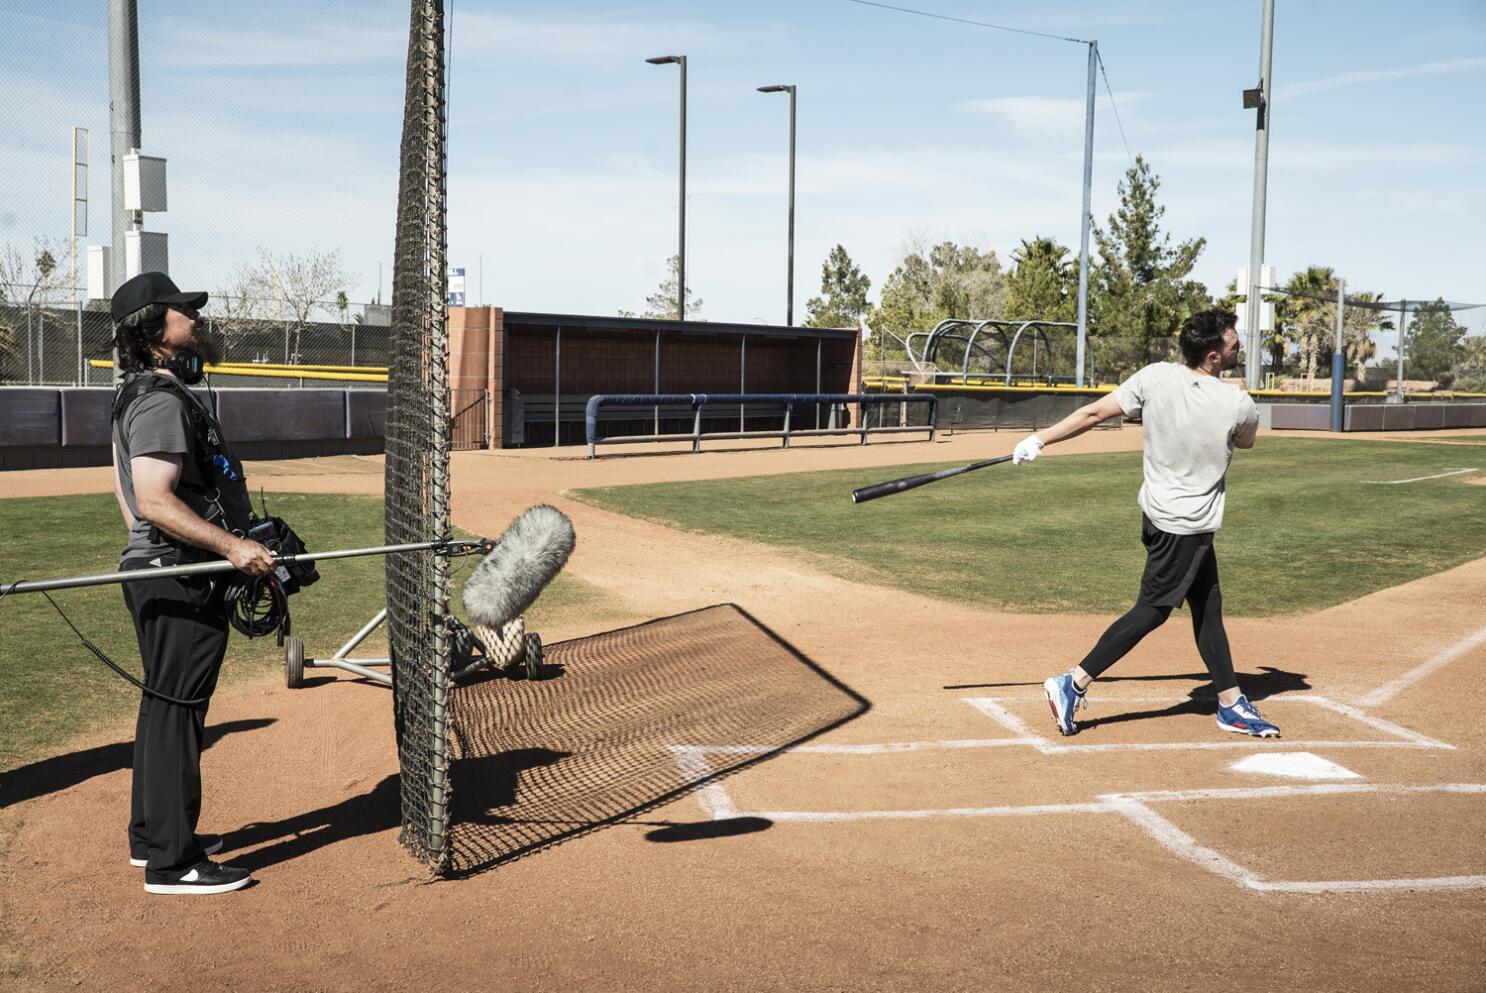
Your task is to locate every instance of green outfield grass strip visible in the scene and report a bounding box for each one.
[571,437,1486,620]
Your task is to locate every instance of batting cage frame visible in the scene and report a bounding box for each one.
[384,0,454,874]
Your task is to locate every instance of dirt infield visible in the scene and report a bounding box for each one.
[3,429,1483,992]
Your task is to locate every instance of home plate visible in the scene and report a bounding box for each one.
[1230,752,1362,780]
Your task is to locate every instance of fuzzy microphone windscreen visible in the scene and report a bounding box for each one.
[461,505,576,628]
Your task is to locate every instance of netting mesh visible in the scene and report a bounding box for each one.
[384,0,453,874]
[445,605,867,876]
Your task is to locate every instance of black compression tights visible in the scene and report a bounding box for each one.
[1076,561,1238,692]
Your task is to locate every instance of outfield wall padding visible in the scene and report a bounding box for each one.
[1267,401,1486,432]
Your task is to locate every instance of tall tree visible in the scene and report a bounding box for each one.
[234,248,353,363]
[1402,299,1468,384]
[1090,156,1208,366]
[1457,334,1486,391]
[869,238,1006,346]
[804,244,872,328]
[636,255,702,320]
[1005,236,1076,323]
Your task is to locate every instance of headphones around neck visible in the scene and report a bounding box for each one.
[154,348,205,384]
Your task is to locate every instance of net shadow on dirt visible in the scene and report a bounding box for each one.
[446,603,868,877]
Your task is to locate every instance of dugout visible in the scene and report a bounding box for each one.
[449,308,862,448]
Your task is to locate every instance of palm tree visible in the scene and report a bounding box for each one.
[1342,291,1388,384]
[1279,266,1336,388]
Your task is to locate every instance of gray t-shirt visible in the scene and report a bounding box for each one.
[1113,362,1259,535]
[112,374,251,564]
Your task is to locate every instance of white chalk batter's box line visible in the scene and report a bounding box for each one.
[673,694,1452,763]
[666,699,1480,894]
[961,693,1453,753]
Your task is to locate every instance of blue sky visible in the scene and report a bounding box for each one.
[2,0,1483,348]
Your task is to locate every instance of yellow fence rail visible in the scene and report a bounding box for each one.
[87,359,389,383]
[862,376,1486,401]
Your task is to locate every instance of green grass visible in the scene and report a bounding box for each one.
[571,437,1486,619]
[0,494,623,771]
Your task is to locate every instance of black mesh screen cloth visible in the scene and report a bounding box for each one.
[384,0,452,874]
[445,604,868,876]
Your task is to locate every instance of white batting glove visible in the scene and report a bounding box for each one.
[1012,435,1044,466]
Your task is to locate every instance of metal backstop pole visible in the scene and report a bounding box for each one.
[1329,279,1345,431]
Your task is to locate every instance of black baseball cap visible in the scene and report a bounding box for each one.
[110,271,209,323]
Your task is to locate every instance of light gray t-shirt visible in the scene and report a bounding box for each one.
[1113,362,1259,535]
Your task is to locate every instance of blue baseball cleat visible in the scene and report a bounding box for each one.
[1043,672,1087,736]
[1216,694,1280,738]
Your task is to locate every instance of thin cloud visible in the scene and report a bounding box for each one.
[958,92,1149,139]
[1277,56,1486,99]
[452,9,724,63]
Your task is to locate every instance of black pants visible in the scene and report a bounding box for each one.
[121,561,229,872]
[1076,519,1238,693]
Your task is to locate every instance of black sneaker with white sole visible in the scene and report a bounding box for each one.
[143,859,251,895]
[130,833,224,868]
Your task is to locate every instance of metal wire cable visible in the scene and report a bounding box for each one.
[1096,50,1135,166]
[843,0,1089,45]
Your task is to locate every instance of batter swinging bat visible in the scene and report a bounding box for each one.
[851,455,1014,504]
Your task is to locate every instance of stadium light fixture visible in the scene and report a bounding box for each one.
[756,85,796,326]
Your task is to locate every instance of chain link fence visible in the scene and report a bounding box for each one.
[1,1,412,390]
[1,287,396,388]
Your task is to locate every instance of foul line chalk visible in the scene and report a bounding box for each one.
[1360,622,1486,707]
[1361,468,1478,484]
[668,746,738,820]
[749,802,1111,823]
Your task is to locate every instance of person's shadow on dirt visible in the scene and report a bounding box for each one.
[0,718,275,807]
[1076,666,1309,732]
[224,748,569,872]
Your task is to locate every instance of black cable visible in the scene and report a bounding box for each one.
[37,590,209,707]
[222,571,292,642]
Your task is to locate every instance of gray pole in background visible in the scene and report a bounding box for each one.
[108,0,141,295]
[678,57,687,322]
[1075,41,1096,388]
[758,84,798,325]
[1244,0,1275,389]
[647,56,688,320]
[786,86,796,326]
[1329,278,1345,431]
[1396,300,1408,403]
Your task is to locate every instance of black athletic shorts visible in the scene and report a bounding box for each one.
[1137,514,1215,608]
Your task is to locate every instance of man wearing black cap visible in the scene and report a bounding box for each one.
[109,272,274,894]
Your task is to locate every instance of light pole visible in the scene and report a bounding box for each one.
[647,55,687,321]
[757,84,796,326]
[1075,42,1095,388]
[1243,0,1276,389]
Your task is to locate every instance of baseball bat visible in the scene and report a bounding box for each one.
[851,455,1014,504]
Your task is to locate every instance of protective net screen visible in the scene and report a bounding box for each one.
[446,605,867,876]
[384,0,453,874]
